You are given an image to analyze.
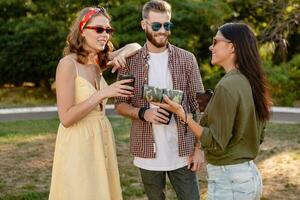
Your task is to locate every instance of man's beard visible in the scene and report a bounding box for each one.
[146,29,170,48]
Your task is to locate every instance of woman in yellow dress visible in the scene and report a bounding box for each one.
[49,6,140,200]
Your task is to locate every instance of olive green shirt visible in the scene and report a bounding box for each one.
[200,69,266,165]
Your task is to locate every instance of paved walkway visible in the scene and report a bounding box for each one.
[0,105,299,123]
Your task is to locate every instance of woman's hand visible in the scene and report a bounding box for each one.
[99,79,134,99]
[107,54,127,73]
[152,95,185,121]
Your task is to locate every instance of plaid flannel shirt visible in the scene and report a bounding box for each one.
[115,43,204,158]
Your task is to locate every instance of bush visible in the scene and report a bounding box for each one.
[0,16,67,89]
[264,54,300,106]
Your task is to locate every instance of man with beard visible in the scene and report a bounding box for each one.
[115,1,204,199]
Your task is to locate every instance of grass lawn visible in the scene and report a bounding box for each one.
[0,87,56,108]
[0,117,299,200]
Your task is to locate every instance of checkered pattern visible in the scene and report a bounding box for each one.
[115,43,204,158]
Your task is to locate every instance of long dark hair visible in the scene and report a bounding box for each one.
[63,7,113,70]
[219,22,272,121]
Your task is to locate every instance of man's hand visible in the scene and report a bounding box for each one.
[107,54,127,73]
[144,107,170,124]
[187,147,205,171]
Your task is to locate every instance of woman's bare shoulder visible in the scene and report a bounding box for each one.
[56,55,77,77]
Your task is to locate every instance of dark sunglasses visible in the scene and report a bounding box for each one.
[85,26,114,35]
[147,22,174,32]
[212,37,231,47]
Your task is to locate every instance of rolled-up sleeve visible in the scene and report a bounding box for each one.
[187,55,204,113]
[200,85,237,152]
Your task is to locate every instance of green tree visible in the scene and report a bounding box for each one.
[0,0,96,89]
[225,0,300,63]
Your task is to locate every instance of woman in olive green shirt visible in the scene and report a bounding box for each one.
[154,22,272,200]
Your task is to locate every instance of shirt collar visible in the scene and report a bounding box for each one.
[141,42,174,59]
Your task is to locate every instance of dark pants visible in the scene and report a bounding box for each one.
[139,166,200,200]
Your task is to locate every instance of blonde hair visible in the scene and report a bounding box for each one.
[142,0,171,19]
[63,7,114,70]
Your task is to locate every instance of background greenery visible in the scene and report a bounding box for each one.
[0,0,299,106]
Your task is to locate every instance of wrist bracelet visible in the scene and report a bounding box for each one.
[138,107,148,121]
[179,108,188,125]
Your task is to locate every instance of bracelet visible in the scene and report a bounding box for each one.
[181,107,188,135]
[179,108,188,125]
[138,107,148,121]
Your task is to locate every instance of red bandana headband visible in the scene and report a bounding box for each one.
[79,7,105,33]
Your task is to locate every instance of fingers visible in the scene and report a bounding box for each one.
[107,60,113,66]
[109,56,127,73]
[191,161,201,171]
[110,61,120,73]
[117,56,126,68]
[157,108,169,116]
[187,160,200,171]
[118,84,134,91]
[108,83,134,98]
[156,113,170,124]
[117,85,134,96]
[111,65,118,73]
[111,59,123,73]
[195,160,204,171]
[162,95,181,108]
[151,102,171,111]
[144,108,170,124]
[117,79,134,85]
[162,95,172,103]
[150,112,169,124]
[187,150,205,171]
[187,157,193,169]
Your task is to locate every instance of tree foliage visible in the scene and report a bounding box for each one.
[0,0,299,105]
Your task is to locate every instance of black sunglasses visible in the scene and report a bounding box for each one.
[147,22,174,32]
[85,26,114,35]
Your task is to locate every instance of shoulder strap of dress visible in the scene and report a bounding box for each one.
[66,56,79,76]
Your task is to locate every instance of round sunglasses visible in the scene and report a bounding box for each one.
[85,26,114,35]
[146,22,174,32]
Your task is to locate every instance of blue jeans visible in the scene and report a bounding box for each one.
[139,166,200,200]
[206,161,262,200]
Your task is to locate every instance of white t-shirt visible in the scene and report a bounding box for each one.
[133,50,188,171]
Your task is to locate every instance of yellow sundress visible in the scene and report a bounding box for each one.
[49,57,123,200]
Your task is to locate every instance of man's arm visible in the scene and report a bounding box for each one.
[186,54,205,170]
[116,103,171,124]
[108,43,141,73]
[116,103,140,119]
[108,43,141,60]
[188,55,204,113]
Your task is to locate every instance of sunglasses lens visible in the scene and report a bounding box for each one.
[212,38,216,46]
[151,23,162,31]
[96,27,113,34]
[163,22,173,31]
[105,28,113,35]
[96,27,105,33]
